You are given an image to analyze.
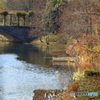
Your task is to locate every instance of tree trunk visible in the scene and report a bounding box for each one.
[40,37,44,43]
[45,36,49,45]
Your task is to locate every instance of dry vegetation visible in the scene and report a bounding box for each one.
[1,0,100,100]
[54,33,100,100]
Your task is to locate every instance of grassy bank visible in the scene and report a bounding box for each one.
[53,33,100,100]
[54,71,100,100]
[31,33,100,100]
[31,34,67,46]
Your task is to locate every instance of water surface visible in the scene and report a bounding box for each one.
[0,43,74,100]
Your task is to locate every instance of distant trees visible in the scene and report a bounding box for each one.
[42,0,67,33]
[5,0,33,11]
[0,10,35,26]
[3,0,34,26]
[28,0,47,37]
[27,11,34,17]
[3,0,100,40]
[59,0,100,36]
[0,0,6,10]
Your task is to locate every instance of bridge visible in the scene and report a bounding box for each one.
[0,26,35,43]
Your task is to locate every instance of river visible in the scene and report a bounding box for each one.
[0,43,74,100]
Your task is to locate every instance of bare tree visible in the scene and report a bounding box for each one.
[59,0,100,36]
[5,0,33,11]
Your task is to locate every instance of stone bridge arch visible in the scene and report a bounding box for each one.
[0,26,34,43]
[0,31,23,42]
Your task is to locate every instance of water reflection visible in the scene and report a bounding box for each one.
[1,43,51,66]
[0,43,74,100]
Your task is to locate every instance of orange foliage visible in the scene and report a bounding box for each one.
[78,62,93,71]
[92,21,97,24]
[74,42,87,55]
[82,34,99,39]
[58,83,80,100]
[85,19,89,22]
[68,82,80,93]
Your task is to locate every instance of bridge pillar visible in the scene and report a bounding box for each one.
[9,14,13,26]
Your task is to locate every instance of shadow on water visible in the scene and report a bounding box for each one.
[0,43,52,66]
[0,42,75,100]
[0,43,75,77]
[0,43,75,70]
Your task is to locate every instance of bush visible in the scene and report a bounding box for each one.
[0,10,8,16]
[57,38,67,44]
[27,11,34,17]
[73,71,85,81]
[49,35,59,42]
[15,11,26,17]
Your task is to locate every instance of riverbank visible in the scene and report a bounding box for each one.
[30,34,68,58]
[32,33,100,100]
[54,72,100,100]
[1,33,99,100]
[54,34,100,100]
[30,34,67,46]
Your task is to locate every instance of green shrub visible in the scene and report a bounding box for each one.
[57,38,67,44]
[49,35,59,42]
[0,10,8,16]
[15,11,26,17]
[27,11,34,17]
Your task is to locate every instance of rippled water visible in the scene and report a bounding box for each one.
[0,43,74,100]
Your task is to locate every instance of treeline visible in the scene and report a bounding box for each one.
[0,0,33,11]
[0,0,46,26]
[1,0,100,38]
[60,0,100,36]
[30,0,100,39]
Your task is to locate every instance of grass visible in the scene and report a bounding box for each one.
[70,76,100,100]
[31,34,67,46]
[54,75,100,100]
[53,33,100,100]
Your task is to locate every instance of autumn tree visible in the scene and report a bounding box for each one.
[42,0,67,33]
[29,0,47,36]
[59,0,100,38]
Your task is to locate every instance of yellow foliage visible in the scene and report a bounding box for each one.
[0,0,6,10]
[73,71,85,81]
[79,55,91,63]
[93,45,100,52]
